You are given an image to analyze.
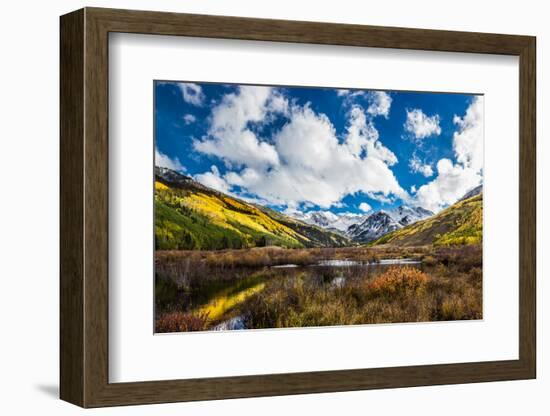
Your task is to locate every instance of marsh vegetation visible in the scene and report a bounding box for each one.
[155,245,482,332]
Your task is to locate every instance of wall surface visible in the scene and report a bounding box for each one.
[0,0,546,414]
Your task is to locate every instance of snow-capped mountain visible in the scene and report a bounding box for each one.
[290,211,367,233]
[346,205,434,243]
[290,204,434,242]
[387,205,434,226]
[347,211,401,243]
[331,213,369,232]
[155,166,192,184]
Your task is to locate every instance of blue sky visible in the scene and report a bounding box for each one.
[154,81,483,214]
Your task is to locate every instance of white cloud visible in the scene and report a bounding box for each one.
[178,83,205,106]
[193,86,284,169]
[155,148,185,172]
[404,108,441,139]
[224,103,406,208]
[366,91,392,118]
[345,106,397,164]
[453,96,484,173]
[359,202,372,212]
[366,191,396,204]
[191,86,407,209]
[415,159,481,212]
[336,89,360,99]
[414,97,484,212]
[194,165,230,193]
[183,114,196,124]
[409,154,434,177]
[337,90,391,119]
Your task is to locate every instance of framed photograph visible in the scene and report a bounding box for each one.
[60,7,536,407]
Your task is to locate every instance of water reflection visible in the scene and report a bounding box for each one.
[186,258,422,330]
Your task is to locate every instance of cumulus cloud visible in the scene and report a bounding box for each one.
[453,96,484,173]
[404,108,441,139]
[194,165,230,193]
[192,86,407,210]
[183,114,196,124]
[415,159,481,212]
[155,148,185,172]
[337,90,392,119]
[414,97,484,212]
[409,154,434,177]
[366,91,392,118]
[178,82,205,106]
[359,202,372,213]
[193,86,283,169]
[336,89,361,99]
[221,103,406,208]
[345,106,397,164]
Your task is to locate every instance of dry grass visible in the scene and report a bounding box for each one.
[240,262,481,328]
[155,245,482,331]
[155,246,384,288]
[155,311,210,332]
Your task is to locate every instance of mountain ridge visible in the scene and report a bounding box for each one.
[344,205,434,243]
[155,167,482,249]
[289,210,367,234]
[288,204,434,241]
[371,190,482,247]
[154,167,350,250]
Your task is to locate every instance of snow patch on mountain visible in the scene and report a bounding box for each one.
[387,205,434,226]
[290,211,367,233]
[347,211,401,242]
[289,204,434,242]
[346,205,434,243]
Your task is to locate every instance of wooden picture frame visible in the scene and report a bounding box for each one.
[60,7,536,408]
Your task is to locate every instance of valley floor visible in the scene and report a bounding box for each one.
[155,245,482,332]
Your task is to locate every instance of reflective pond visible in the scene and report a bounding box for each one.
[185,258,422,330]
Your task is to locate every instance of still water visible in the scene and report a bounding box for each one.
[185,259,421,330]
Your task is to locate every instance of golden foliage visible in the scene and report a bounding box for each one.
[155,181,169,190]
[157,184,307,245]
[373,194,483,247]
[366,266,430,297]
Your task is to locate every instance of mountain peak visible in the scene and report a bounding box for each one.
[154,169,351,250]
[155,166,437,244]
[459,184,483,202]
[155,166,191,182]
[289,210,367,233]
[372,189,483,247]
[346,205,434,243]
[348,211,400,243]
[155,166,215,193]
[386,205,434,226]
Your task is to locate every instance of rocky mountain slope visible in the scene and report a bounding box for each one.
[371,190,482,247]
[345,205,434,243]
[154,167,349,250]
[347,211,401,243]
[290,211,367,233]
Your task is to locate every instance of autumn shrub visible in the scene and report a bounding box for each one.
[422,255,438,267]
[155,311,210,332]
[366,266,430,298]
[439,290,481,321]
[154,245,483,331]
